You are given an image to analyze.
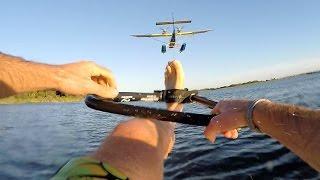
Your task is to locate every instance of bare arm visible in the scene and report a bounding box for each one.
[254,101,320,170]
[204,100,320,171]
[91,60,184,179]
[0,53,58,97]
[0,52,118,98]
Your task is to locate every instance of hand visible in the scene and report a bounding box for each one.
[204,100,250,143]
[56,61,118,98]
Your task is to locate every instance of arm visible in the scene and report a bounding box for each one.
[204,100,320,171]
[254,101,320,170]
[91,60,184,179]
[0,52,117,98]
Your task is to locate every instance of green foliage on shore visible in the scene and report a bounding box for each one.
[0,90,83,104]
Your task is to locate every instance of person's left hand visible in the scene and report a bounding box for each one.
[55,61,118,98]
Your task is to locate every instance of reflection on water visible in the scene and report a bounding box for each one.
[0,72,319,179]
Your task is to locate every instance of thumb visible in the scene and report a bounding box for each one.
[86,81,118,98]
[204,111,244,143]
[204,114,222,143]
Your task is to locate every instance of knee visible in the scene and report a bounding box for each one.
[111,118,159,147]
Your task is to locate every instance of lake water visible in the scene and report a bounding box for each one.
[1,72,320,179]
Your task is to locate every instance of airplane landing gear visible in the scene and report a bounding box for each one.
[161,45,166,53]
[180,43,186,53]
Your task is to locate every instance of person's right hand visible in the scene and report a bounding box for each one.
[204,100,250,143]
[56,61,118,98]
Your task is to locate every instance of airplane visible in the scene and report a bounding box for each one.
[131,18,211,53]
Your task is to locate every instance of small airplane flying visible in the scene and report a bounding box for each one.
[131,18,211,53]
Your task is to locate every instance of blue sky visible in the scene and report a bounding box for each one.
[1,0,319,91]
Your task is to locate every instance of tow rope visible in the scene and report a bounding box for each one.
[85,89,217,126]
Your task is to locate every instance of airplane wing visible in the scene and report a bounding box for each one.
[131,33,172,38]
[156,20,191,26]
[176,29,212,36]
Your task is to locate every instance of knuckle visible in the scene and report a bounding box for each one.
[208,117,218,127]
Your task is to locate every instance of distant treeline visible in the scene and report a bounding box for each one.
[0,90,83,104]
[202,70,320,91]
[202,80,263,90]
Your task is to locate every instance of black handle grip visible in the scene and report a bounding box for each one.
[85,95,214,126]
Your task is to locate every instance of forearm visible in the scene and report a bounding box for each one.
[142,103,182,157]
[254,101,320,170]
[0,53,60,98]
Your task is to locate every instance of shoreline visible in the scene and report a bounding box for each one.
[200,70,320,91]
[1,71,319,105]
[0,90,83,105]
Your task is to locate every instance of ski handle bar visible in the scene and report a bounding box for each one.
[85,92,217,126]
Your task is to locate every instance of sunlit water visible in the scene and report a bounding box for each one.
[1,72,319,179]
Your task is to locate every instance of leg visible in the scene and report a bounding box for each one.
[91,60,185,179]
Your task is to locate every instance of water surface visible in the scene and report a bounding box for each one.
[1,72,319,179]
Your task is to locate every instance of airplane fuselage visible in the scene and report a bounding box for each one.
[168,29,176,48]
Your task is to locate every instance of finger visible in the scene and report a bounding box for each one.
[91,76,108,87]
[169,60,185,86]
[86,80,118,98]
[223,129,238,139]
[169,60,183,75]
[204,115,222,143]
[204,111,245,142]
[223,131,233,138]
[167,103,183,112]
[166,64,172,75]
[91,76,99,83]
[98,77,108,86]
[204,123,217,143]
[91,64,117,88]
[205,133,217,143]
[105,76,117,88]
[230,129,239,139]
[97,75,116,88]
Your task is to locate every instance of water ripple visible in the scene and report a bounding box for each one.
[1,73,320,179]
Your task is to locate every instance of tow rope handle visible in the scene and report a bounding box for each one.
[113,89,218,108]
[85,95,215,126]
[85,89,219,126]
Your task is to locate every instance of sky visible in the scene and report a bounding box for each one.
[0,0,319,91]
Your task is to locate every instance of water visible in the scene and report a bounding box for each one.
[1,72,320,179]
